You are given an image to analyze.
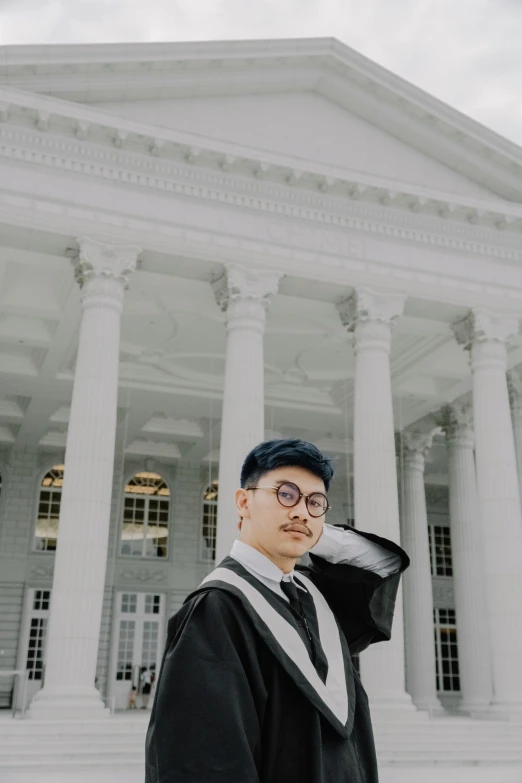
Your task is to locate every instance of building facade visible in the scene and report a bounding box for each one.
[0,37,522,721]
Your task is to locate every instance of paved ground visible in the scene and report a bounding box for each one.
[3,764,522,783]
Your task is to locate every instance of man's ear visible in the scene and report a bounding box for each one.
[235,488,251,520]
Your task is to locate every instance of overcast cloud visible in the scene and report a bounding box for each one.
[0,0,521,146]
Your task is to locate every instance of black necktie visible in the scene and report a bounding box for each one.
[280,578,312,641]
[280,577,329,683]
[280,578,302,614]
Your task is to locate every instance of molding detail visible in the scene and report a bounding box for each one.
[432,580,455,605]
[30,565,54,579]
[212,265,282,312]
[425,484,449,511]
[436,401,474,447]
[118,568,167,583]
[452,309,519,349]
[72,237,141,290]
[402,429,437,458]
[0,120,521,267]
[337,288,405,330]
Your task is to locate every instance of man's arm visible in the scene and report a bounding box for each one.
[299,525,409,655]
[310,523,403,576]
[145,591,263,783]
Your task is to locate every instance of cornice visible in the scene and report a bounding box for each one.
[1,37,521,185]
[1,111,522,267]
[0,82,521,220]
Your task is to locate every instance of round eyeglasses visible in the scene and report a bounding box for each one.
[247,481,330,518]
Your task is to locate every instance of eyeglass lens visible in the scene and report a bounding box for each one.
[277,482,328,516]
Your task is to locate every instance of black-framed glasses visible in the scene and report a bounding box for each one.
[247,481,330,518]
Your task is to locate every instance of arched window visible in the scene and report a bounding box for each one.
[201,480,218,561]
[35,465,64,551]
[121,472,170,558]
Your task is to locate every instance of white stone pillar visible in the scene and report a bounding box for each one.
[400,430,440,713]
[508,366,522,505]
[213,265,281,563]
[453,310,522,715]
[438,401,493,714]
[30,238,139,719]
[338,289,413,710]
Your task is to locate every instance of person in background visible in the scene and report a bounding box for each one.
[140,667,152,710]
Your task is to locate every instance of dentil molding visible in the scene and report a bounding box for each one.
[0,118,522,266]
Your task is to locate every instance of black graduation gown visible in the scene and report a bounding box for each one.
[145,527,409,783]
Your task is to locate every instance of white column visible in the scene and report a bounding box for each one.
[453,310,522,716]
[213,265,281,563]
[508,366,522,504]
[438,401,493,714]
[30,238,139,719]
[338,289,413,710]
[400,431,440,713]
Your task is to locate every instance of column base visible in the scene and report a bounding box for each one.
[28,686,110,720]
[483,702,522,722]
[457,700,494,720]
[368,693,429,722]
[414,702,446,717]
[407,692,444,715]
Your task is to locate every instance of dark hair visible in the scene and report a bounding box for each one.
[240,439,334,491]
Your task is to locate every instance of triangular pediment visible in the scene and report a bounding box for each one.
[88,91,498,200]
[1,37,521,203]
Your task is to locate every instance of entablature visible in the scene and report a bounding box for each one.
[0,84,522,248]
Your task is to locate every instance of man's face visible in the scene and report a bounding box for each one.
[236,465,327,573]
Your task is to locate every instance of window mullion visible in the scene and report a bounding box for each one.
[142,496,150,557]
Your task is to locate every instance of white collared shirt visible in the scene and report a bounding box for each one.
[230,524,401,603]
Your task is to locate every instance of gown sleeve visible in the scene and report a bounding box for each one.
[302,526,410,656]
[145,590,264,783]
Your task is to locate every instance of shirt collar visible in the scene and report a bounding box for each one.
[230,539,295,583]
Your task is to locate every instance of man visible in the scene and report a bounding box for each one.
[145,439,409,783]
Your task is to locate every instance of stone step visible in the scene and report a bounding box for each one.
[374,727,522,737]
[4,734,520,751]
[1,715,521,772]
[0,755,144,768]
[1,752,522,769]
[5,723,518,739]
[0,722,148,737]
[374,729,522,739]
[1,738,521,759]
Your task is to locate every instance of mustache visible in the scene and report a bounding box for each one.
[282,524,313,537]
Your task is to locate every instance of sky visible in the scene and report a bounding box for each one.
[0,0,521,146]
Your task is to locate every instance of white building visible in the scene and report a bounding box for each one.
[1,36,522,773]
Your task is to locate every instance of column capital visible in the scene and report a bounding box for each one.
[402,429,436,457]
[337,288,405,330]
[400,429,436,472]
[436,401,474,448]
[212,264,282,313]
[73,237,141,289]
[452,309,519,350]
[338,288,405,354]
